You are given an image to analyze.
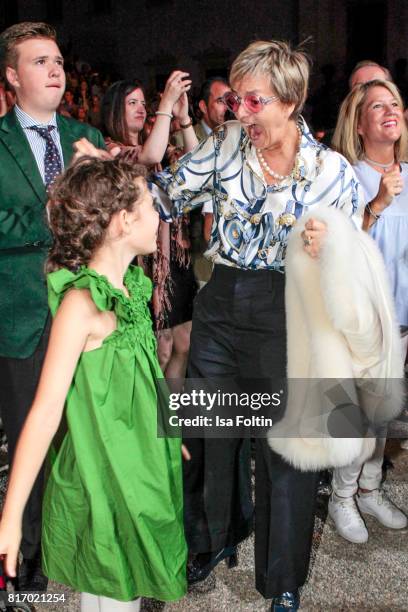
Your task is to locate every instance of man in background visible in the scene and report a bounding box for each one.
[349,60,391,89]
[191,77,231,286]
[194,76,230,141]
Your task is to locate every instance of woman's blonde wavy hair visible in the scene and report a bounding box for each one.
[332,79,408,164]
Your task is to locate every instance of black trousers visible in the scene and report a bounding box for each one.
[183,265,319,598]
[0,319,50,559]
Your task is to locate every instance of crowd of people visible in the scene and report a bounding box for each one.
[0,20,406,612]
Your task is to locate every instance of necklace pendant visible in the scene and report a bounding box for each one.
[364,155,395,170]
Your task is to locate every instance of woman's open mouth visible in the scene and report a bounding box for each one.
[245,123,263,141]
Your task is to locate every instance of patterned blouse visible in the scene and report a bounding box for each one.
[152,119,364,272]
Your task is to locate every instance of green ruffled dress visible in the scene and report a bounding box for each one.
[41,265,187,601]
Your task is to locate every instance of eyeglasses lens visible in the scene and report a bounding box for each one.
[223,93,265,114]
[223,93,238,112]
[245,95,262,113]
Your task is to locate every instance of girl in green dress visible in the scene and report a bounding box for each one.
[0,157,188,611]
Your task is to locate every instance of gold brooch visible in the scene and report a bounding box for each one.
[277,213,296,227]
[250,213,262,225]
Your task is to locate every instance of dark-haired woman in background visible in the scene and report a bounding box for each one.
[102,75,199,378]
[102,76,194,161]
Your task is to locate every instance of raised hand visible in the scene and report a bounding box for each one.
[374,165,403,209]
[159,71,192,115]
[172,92,190,123]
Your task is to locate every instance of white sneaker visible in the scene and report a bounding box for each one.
[357,489,408,529]
[328,494,368,543]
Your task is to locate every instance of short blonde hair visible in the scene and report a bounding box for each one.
[332,79,408,164]
[229,40,310,119]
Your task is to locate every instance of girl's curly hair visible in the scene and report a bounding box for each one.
[46,156,147,273]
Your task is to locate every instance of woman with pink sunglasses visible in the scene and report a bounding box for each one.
[152,41,371,611]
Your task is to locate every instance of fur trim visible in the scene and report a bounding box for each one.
[269,437,376,472]
[268,207,405,471]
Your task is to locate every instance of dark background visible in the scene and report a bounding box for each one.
[1,1,407,109]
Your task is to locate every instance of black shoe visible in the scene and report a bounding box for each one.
[187,546,238,585]
[271,591,300,611]
[317,469,332,495]
[382,455,394,471]
[17,553,48,592]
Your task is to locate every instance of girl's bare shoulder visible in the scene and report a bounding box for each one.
[57,288,117,351]
[58,287,100,317]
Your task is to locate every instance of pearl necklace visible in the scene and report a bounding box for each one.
[364,156,394,170]
[257,124,302,181]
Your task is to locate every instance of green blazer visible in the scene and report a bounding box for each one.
[0,109,105,358]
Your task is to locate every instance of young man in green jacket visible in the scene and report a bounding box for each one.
[0,21,105,591]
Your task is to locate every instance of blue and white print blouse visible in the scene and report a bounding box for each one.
[153,119,364,272]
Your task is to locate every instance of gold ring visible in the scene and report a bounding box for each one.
[303,235,313,246]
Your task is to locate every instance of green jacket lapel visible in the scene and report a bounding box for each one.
[57,114,79,166]
[0,110,46,203]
